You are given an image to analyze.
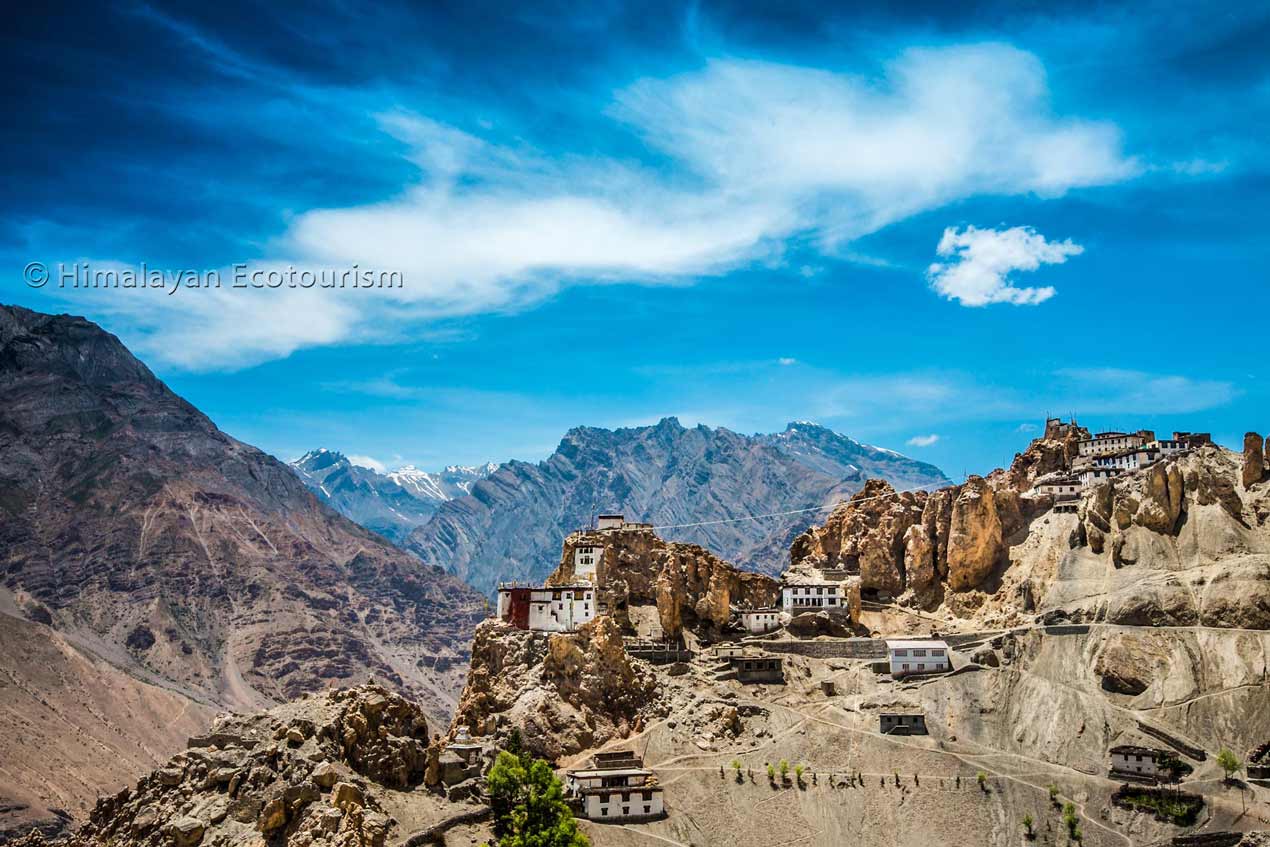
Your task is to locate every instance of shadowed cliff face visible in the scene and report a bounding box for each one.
[405,418,949,594]
[0,305,486,834]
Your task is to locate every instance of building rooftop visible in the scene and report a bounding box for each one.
[567,767,654,780]
[885,639,949,650]
[1110,745,1162,757]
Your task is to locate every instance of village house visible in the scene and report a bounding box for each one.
[447,725,483,765]
[738,608,781,634]
[730,654,784,683]
[879,713,928,735]
[781,583,843,612]
[1034,476,1082,499]
[565,751,665,822]
[496,584,596,632]
[886,639,950,677]
[1079,466,1120,487]
[593,513,653,531]
[1109,745,1164,779]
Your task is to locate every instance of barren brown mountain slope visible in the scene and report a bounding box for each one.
[0,305,485,838]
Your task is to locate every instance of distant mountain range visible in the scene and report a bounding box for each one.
[290,449,497,543]
[382,417,951,595]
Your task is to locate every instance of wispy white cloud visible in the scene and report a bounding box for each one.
[346,454,387,473]
[778,357,798,366]
[927,225,1083,306]
[68,43,1137,370]
[906,434,941,447]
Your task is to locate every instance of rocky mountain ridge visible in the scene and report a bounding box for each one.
[0,305,485,839]
[404,417,948,595]
[288,450,495,544]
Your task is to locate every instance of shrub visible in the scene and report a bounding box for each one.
[977,771,988,791]
[1217,748,1242,782]
[1022,813,1034,839]
[779,760,790,782]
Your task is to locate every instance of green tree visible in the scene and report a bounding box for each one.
[486,750,590,847]
[1062,802,1080,841]
[779,759,790,783]
[794,764,805,787]
[976,771,988,791]
[1216,748,1242,783]
[1048,783,1059,805]
[731,759,743,783]
[766,763,776,784]
[1022,813,1034,839]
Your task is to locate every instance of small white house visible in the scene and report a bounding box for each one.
[573,545,602,582]
[1034,476,1082,498]
[739,608,781,634]
[1109,745,1162,778]
[566,752,664,822]
[781,583,842,612]
[596,514,625,530]
[886,639,950,677]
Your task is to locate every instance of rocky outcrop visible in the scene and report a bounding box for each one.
[1245,432,1265,489]
[7,685,438,847]
[992,420,1092,493]
[405,418,948,591]
[788,480,926,594]
[551,527,778,638]
[451,618,662,762]
[945,476,1005,591]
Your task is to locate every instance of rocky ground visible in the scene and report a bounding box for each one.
[4,685,494,847]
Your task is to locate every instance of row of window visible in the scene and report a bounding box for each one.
[891,648,945,657]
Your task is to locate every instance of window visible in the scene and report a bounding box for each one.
[913,649,927,656]
[644,805,651,814]
[901,663,910,671]
[894,649,907,657]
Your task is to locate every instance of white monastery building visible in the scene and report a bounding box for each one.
[566,751,665,822]
[886,639,950,677]
[496,584,596,632]
[781,583,842,612]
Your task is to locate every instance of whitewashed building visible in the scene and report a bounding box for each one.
[739,608,781,634]
[1078,431,1153,457]
[596,514,625,530]
[573,544,602,582]
[1034,476,1082,498]
[781,583,843,612]
[566,752,664,822]
[1095,447,1162,472]
[886,639,950,677]
[1109,745,1163,779]
[496,584,596,632]
[1079,466,1120,487]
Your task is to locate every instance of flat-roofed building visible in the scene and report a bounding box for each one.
[1079,466,1120,488]
[739,608,781,634]
[596,514,625,530]
[566,753,664,822]
[880,713,928,735]
[1078,431,1151,457]
[781,583,842,612]
[496,584,596,632]
[886,639,950,677]
[1035,476,1082,498]
[1095,447,1161,472]
[730,654,784,683]
[573,544,602,582]
[1109,745,1164,779]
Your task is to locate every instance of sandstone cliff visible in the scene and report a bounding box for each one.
[451,617,662,762]
[550,526,779,638]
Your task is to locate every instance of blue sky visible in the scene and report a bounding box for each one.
[4,0,1267,477]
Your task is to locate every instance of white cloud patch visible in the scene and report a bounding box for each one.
[927,225,1083,306]
[778,357,798,366]
[906,434,941,447]
[347,454,388,473]
[69,43,1136,370]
